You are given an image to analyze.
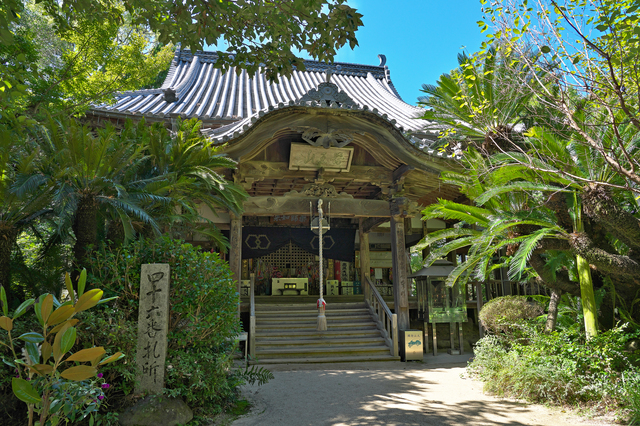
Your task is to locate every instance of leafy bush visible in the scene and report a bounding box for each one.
[0,271,123,426]
[468,325,640,421]
[86,236,244,417]
[479,295,544,338]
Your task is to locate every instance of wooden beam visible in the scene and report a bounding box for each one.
[243,196,390,217]
[392,164,413,182]
[361,217,389,233]
[236,161,393,189]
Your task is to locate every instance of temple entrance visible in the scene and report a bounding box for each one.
[238,217,360,298]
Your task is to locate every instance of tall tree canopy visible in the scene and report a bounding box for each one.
[1,1,174,117]
[1,0,363,121]
[418,1,640,328]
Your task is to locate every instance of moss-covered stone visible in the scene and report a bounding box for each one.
[119,395,192,426]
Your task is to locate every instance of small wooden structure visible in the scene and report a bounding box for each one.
[410,260,467,355]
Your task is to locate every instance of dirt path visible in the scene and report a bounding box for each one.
[232,355,614,426]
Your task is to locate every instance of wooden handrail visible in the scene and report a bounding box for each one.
[367,276,393,319]
[364,276,398,357]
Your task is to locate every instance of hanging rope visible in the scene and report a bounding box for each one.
[316,198,327,331]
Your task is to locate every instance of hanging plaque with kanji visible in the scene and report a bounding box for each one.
[135,264,170,394]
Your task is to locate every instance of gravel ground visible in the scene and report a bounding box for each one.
[232,354,616,426]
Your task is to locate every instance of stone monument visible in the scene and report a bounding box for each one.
[135,264,170,394]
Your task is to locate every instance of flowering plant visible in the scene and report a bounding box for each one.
[0,270,124,426]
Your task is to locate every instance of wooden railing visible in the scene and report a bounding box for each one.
[363,276,398,357]
[249,274,256,359]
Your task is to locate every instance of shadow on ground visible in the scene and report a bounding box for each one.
[233,361,593,426]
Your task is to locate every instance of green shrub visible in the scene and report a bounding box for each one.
[624,372,640,425]
[85,236,242,417]
[468,325,640,419]
[479,295,544,339]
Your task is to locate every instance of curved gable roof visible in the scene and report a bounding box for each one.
[91,49,429,133]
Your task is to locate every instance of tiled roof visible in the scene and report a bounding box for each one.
[92,49,429,133]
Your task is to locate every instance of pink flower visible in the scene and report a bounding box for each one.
[97,373,103,378]
[98,395,104,400]
[101,383,110,389]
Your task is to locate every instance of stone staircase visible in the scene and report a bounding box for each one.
[252,302,400,364]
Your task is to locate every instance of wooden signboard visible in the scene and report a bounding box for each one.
[289,143,354,172]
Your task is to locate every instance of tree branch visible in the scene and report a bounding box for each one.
[581,183,640,251]
[530,252,580,297]
[569,231,640,279]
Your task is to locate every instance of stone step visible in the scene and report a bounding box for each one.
[256,315,372,325]
[256,335,385,348]
[256,344,390,359]
[255,302,367,311]
[251,354,400,364]
[255,329,382,339]
[255,322,377,331]
[251,300,396,364]
[256,308,369,317]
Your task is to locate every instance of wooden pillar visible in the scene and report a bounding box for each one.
[358,219,371,301]
[390,200,409,331]
[421,220,430,265]
[230,214,242,318]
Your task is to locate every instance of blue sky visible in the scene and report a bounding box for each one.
[335,0,488,105]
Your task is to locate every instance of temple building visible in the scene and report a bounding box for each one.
[90,49,472,363]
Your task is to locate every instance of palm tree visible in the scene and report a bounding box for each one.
[418,45,543,154]
[32,115,158,278]
[136,118,247,250]
[422,115,640,333]
[103,118,247,250]
[33,116,247,281]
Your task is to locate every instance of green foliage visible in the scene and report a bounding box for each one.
[86,236,249,415]
[468,325,640,420]
[11,220,72,299]
[135,117,248,250]
[3,1,173,116]
[479,296,544,338]
[236,364,275,387]
[0,270,123,426]
[24,115,246,276]
[0,0,363,122]
[418,44,543,154]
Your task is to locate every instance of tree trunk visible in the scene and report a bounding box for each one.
[544,288,562,333]
[576,254,598,338]
[0,225,18,307]
[72,196,98,283]
[105,219,125,248]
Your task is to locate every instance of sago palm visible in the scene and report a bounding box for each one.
[32,115,158,276]
[122,118,247,250]
[418,44,542,153]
